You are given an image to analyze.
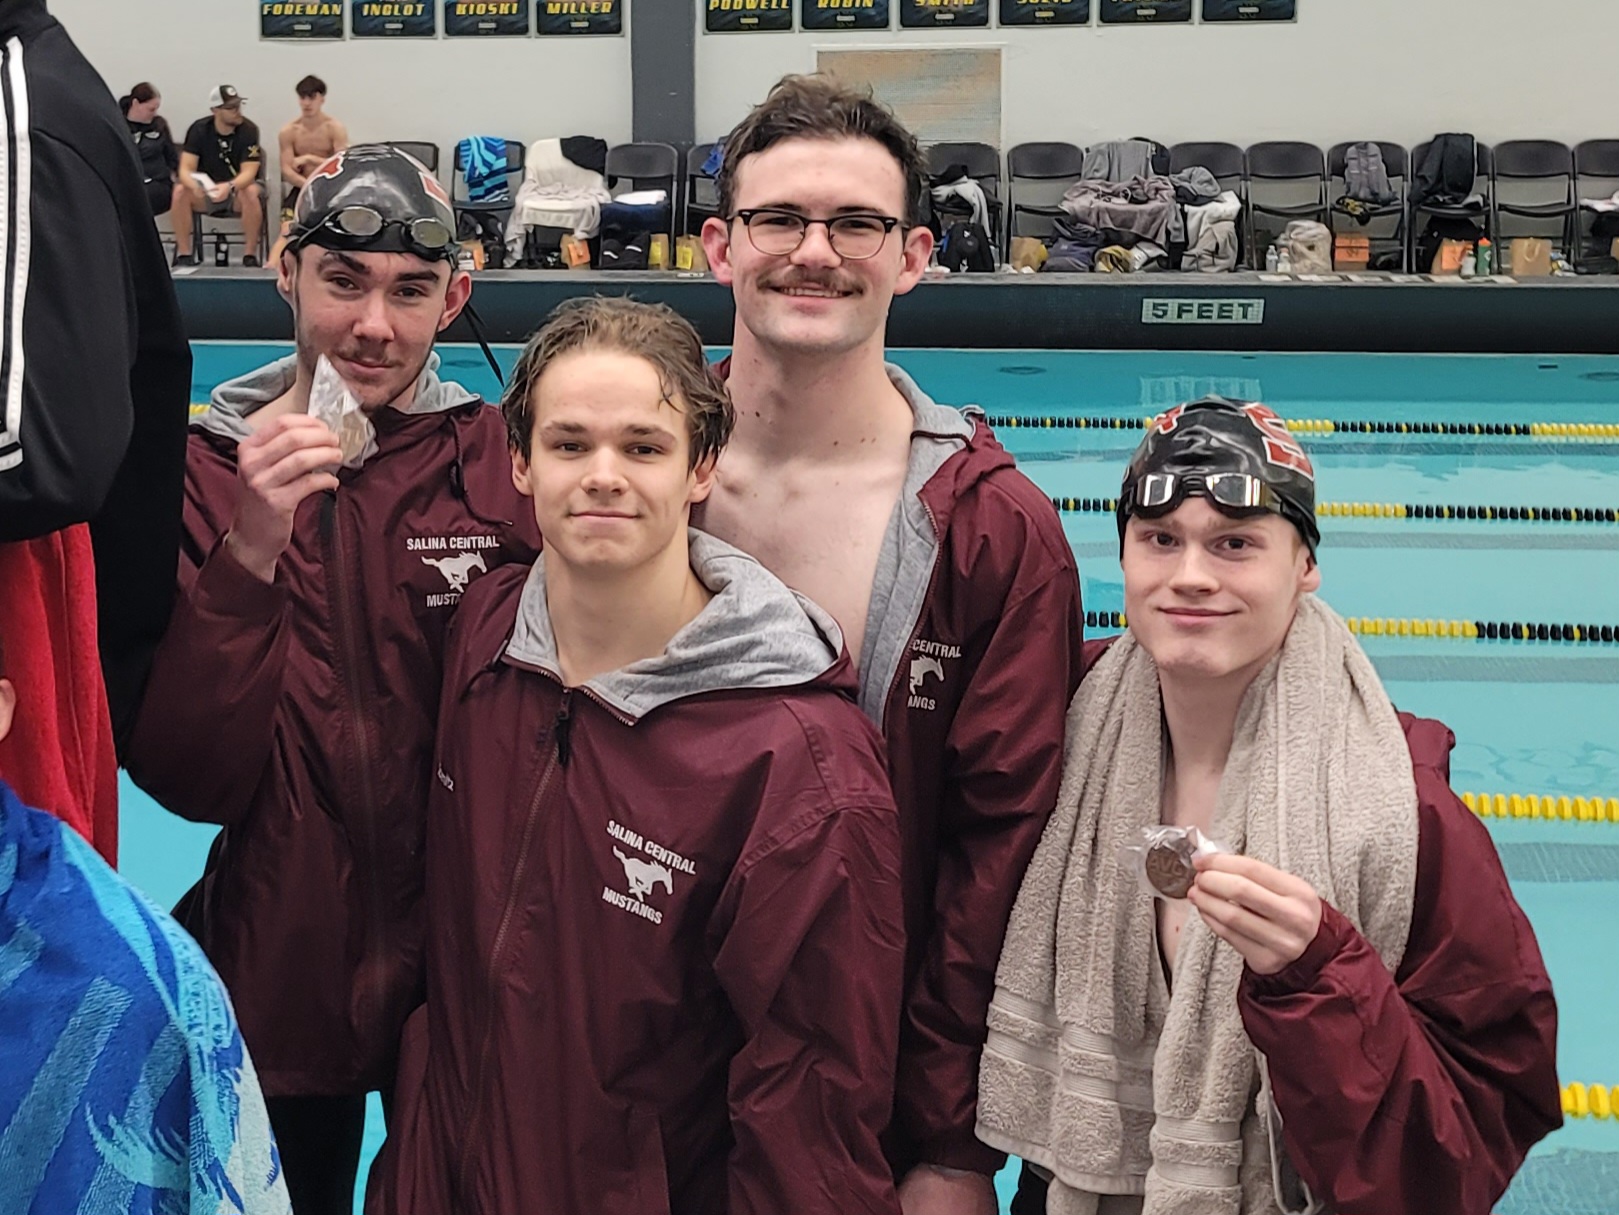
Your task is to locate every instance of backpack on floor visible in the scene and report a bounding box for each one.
[939,221,995,273]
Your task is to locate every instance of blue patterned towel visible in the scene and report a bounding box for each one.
[0,779,289,1215]
[457,136,511,205]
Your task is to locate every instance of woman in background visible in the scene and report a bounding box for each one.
[122,81,182,217]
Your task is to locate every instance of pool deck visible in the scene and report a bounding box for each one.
[171,267,1619,353]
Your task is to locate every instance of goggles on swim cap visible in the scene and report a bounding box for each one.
[289,205,457,262]
[1117,397,1321,554]
[287,144,459,264]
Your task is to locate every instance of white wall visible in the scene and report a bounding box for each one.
[51,0,1619,172]
[52,0,632,185]
[696,1,1617,150]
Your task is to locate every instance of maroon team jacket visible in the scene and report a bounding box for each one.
[706,362,1087,1175]
[125,355,539,1097]
[1059,636,1562,1213]
[367,535,905,1215]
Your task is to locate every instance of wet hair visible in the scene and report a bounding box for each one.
[502,297,734,470]
[121,81,158,115]
[296,75,327,99]
[717,73,927,227]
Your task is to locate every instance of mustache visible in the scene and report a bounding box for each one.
[762,269,859,294]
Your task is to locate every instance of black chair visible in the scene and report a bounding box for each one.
[1575,139,1619,265]
[606,141,680,236]
[1168,141,1245,191]
[385,140,441,173]
[685,141,720,235]
[1493,140,1577,258]
[1245,141,1328,268]
[925,140,1003,251]
[1006,141,1083,242]
[1408,139,1494,268]
[452,138,525,235]
[1327,141,1408,271]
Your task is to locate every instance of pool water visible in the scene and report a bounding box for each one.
[119,343,1619,1213]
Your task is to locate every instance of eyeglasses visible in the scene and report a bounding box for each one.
[1130,472,1289,517]
[290,205,456,261]
[732,208,902,261]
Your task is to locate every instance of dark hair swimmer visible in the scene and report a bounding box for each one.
[1117,395,1321,557]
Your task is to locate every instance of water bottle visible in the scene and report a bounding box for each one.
[1277,247,1293,273]
[214,232,228,268]
[1459,244,1476,279]
[1265,245,1280,273]
[1475,238,1494,277]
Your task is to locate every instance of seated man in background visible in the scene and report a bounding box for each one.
[0,632,290,1215]
[370,297,906,1215]
[173,85,265,266]
[278,75,348,226]
[979,398,1562,1215]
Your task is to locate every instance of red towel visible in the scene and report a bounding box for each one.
[0,526,119,863]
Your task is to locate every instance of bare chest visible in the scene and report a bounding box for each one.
[702,468,905,666]
[290,122,339,159]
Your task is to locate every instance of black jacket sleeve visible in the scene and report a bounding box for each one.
[0,16,191,745]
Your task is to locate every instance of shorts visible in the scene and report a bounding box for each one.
[207,180,267,217]
[144,179,173,217]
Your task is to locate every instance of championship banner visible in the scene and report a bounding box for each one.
[536,0,622,34]
[706,0,794,31]
[1201,0,1295,20]
[998,0,1089,24]
[261,1,344,39]
[801,0,890,30]
[350,0,436,36]
[901,0,988,27]
[1099,0,1190,21]
[444,0,530,35]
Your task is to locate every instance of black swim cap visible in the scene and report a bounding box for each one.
[1117,396,1321,554]
[288,143,458,263]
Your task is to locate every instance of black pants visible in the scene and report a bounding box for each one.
[1010,1161,1049,1215]
[266,1094,368,1215]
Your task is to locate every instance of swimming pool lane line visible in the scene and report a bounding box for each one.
[1462,793,1619,825]
[1563,1084,1619,1121]
[1053,498,1619,525]
[1084,612,1619,645]
[991,415,1619,440]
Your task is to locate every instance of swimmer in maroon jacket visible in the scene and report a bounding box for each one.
[980,397,1561,1215]
[369,297,906,1215]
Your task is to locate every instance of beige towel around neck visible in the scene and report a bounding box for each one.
[978,596,1419,1215]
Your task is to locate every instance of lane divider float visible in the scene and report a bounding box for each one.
[1461,792,1619,824]
[1052,497,1619,525]
[1563,1083,1618,1120]
[992,415,1619,439]
[1086,612,1619,645]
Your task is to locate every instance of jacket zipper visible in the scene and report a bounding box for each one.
[454,687,574,1202]
[882,497,944,720]
[324,491,393,1052]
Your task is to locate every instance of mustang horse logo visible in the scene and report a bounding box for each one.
[909,656,945,695]
[421,551,488,593]
[614,848,674,902]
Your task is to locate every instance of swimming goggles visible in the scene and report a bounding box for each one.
[290,205,457,262]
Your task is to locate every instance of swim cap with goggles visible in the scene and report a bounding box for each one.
[287,143,458,264]
[1116,396,1321,555]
